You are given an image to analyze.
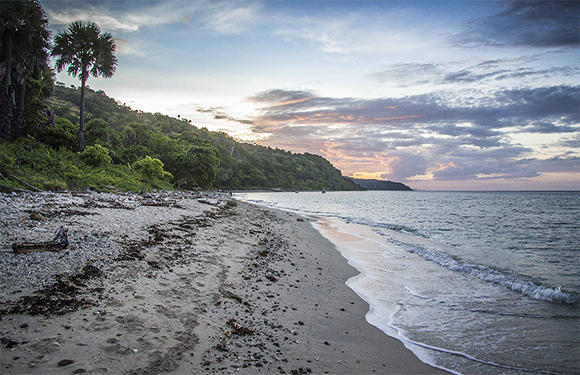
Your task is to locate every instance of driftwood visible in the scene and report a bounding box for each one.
[0,184,34,194]
[9,175,42,192]
[198,198,220,206]
[12,226,69,254]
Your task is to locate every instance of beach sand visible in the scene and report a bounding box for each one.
[0,191,447,374]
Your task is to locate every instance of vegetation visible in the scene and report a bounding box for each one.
[0,0,363,192]
[351,178,412,191]
[0,0,51,141]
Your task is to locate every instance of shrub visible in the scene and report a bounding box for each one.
[80,145,112,167]
[132,155,173,181]
[35,116,79,150]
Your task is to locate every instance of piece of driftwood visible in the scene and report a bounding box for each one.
[198,198,220,206]
[9,175,42,192]
[12,226,69,254]
[0,184,34,194]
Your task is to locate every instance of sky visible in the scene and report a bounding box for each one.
[39,0,580,190]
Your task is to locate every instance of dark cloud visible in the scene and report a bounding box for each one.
[558,135,580,148]
[535,155,580,173]
[196,107,253,125]
[454,1,580,48]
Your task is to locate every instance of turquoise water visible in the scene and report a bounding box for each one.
[237,191,580,375]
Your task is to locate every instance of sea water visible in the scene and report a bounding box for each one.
[235,191,580,375]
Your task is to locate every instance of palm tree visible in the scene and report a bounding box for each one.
[0,0,50,141]
[52,21,117,152]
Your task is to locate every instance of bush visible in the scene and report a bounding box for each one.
[85,118,110,146]
[117,144,151,164]
[132,155,173,181]
[80,145,112,167]
[34,116,78,150]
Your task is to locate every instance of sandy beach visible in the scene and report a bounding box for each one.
[0,191,447,374]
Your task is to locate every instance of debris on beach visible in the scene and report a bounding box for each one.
[225,319,254,337]
[12,226,69,254]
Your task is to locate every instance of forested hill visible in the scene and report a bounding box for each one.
[351,179,412,191]
[49,85,363,191]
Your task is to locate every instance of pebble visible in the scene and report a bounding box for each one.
[58,359,75,367]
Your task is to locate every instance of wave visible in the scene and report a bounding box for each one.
[396,242,580,305]
[340,217,423,236]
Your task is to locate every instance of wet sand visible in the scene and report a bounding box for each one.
[0,191,447,374]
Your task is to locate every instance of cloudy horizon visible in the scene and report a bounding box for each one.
[40,0,580,190]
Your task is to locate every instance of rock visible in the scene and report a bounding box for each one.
[58,359,75,367]
[20,323,29,329]
[29,212,45,221]
[1,337,19,348]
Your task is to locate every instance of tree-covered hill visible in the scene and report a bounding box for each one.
[351,178,412,191]
[45,84,362,191]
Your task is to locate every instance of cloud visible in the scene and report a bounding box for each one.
[113,38,144,56]
[47,9,140,31]
[250,86,579,132]
[203,2,262,34]
[197,107,253,125]
[381,153,430,181]
[558,134,580,149]
[371,58,580,87]
[454,1,580,48]
[44,0,261,34]
[242,85,579,182]
[273,10,432,55]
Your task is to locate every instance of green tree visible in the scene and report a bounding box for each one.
[132,155,173,181]
[0,0,51,141]
[80,144,111,167]
[85,118,109,146]
[52,21,117,152]
[172,145,220,189]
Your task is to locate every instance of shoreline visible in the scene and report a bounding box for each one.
[1,191,446,374]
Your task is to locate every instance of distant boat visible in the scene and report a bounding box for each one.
[321,190,326,194]
[294,190,299,194]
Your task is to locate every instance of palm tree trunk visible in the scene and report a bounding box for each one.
[77,69,87,152]
[14,80,25,140]
[0,34,13,141]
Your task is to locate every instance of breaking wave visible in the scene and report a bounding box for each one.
[397,242,580,305]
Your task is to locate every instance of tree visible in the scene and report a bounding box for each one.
[0,0,50,141]
[52,21,117,152]
[172,145,220,189]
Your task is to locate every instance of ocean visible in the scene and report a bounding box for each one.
[235,190,580,375]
